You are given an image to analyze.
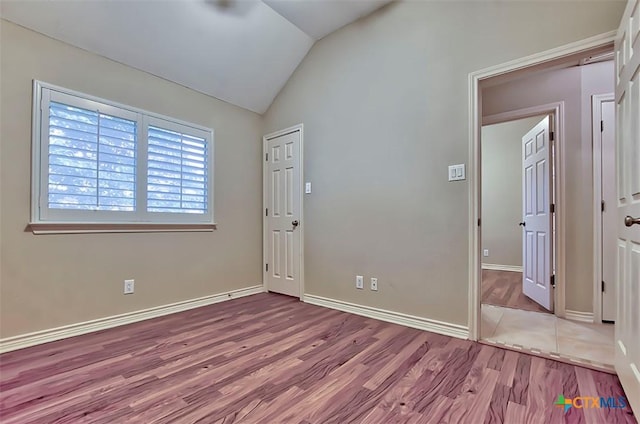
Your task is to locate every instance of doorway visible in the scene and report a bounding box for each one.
[468,37,618,370]
[480,113,553,315]
[263,124,304,298]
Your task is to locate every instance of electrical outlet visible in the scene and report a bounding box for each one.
[124,279,135,294]
[371,278,378,291]
[483,249,489,257]
[356,275,364,289]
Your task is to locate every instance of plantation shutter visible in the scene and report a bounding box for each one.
[47,100,137,211]
[147,123,209,214]
[33,83,214,226]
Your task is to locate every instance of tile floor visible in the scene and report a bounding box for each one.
[481,304,615,370]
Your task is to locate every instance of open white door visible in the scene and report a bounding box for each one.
[264,126,303,298]
[614,0,640,414]
[521,116,553,311]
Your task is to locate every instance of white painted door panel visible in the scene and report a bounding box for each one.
[266,130,301,297]
[615,0,640,415]
[521,116,553,311]
[601,99,617,322]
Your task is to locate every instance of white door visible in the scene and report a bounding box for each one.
[599,97,617,322]
[264,127,302,298]
[615,0,640,414]
[521,116,553,311]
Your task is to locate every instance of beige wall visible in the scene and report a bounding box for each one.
[481,116,546,268]
[483,61,615,313]
[0,21,263,338]
[264,1,624,326]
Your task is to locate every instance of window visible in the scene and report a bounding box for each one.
[31,81,214,232]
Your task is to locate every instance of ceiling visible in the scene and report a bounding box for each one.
[0,0,392,114]
[264,0,390,40]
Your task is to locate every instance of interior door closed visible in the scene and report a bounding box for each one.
[614,0,640,414]
[521,116,553,311]
[265,129,302,298]
[600,98,617,322]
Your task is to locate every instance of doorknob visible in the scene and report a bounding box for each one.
[519,222,526,227]
[625,216,640,227]
[292,220,299,228]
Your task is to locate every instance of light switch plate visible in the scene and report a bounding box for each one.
[124,279,135,294]
[448,164,466,181]
[305,182,312,194]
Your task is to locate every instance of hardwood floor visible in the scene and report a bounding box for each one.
[0,293,636,423]
[482,269,551,314]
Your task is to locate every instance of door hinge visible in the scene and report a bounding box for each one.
[550,274,556,288]
[478,218,481,226]
[550,131,555,141]
[550,203,555,214]
[265,153,268,162]
[601,201,605,213]
[602,280,605,292]
[601,120,604,132]
[266,263,268,272]
[265,208,268,217]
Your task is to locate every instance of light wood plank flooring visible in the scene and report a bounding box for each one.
[482,269,551,314]
[0,293,636,423]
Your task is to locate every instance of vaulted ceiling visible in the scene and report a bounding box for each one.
[0,0,392,114]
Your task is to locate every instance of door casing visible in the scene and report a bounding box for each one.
[262,124,305,299]
[468,31,617,341]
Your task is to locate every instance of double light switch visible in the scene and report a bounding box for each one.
[448,164,466,181]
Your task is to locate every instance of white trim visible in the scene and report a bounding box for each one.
[483,103,560,126]
[470,31,615,81]
[27,222,217,234]
[468,31,616,341]
[262,124,305,300]
[0,285,264,354]
[565,309,595,323]
[592,93,615,324]
[481,263,523,272]
[304,294,468,340]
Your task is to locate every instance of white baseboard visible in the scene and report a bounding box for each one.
[482,263,523,272]
[0,284,265,354]
[565,309,595,323]
[303,294,468,340]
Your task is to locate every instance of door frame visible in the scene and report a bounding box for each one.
[467,31,616,341]
[483,105,562,316]
[592,93,615,324]
[262,124,305,299]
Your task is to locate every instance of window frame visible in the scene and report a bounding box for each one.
[30,80,215,233]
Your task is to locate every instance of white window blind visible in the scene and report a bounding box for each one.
[147,125,208,214]
[48,101,137,211]
[32,81,214,227]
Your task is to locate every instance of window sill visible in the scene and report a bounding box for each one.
[27,222,217,235]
